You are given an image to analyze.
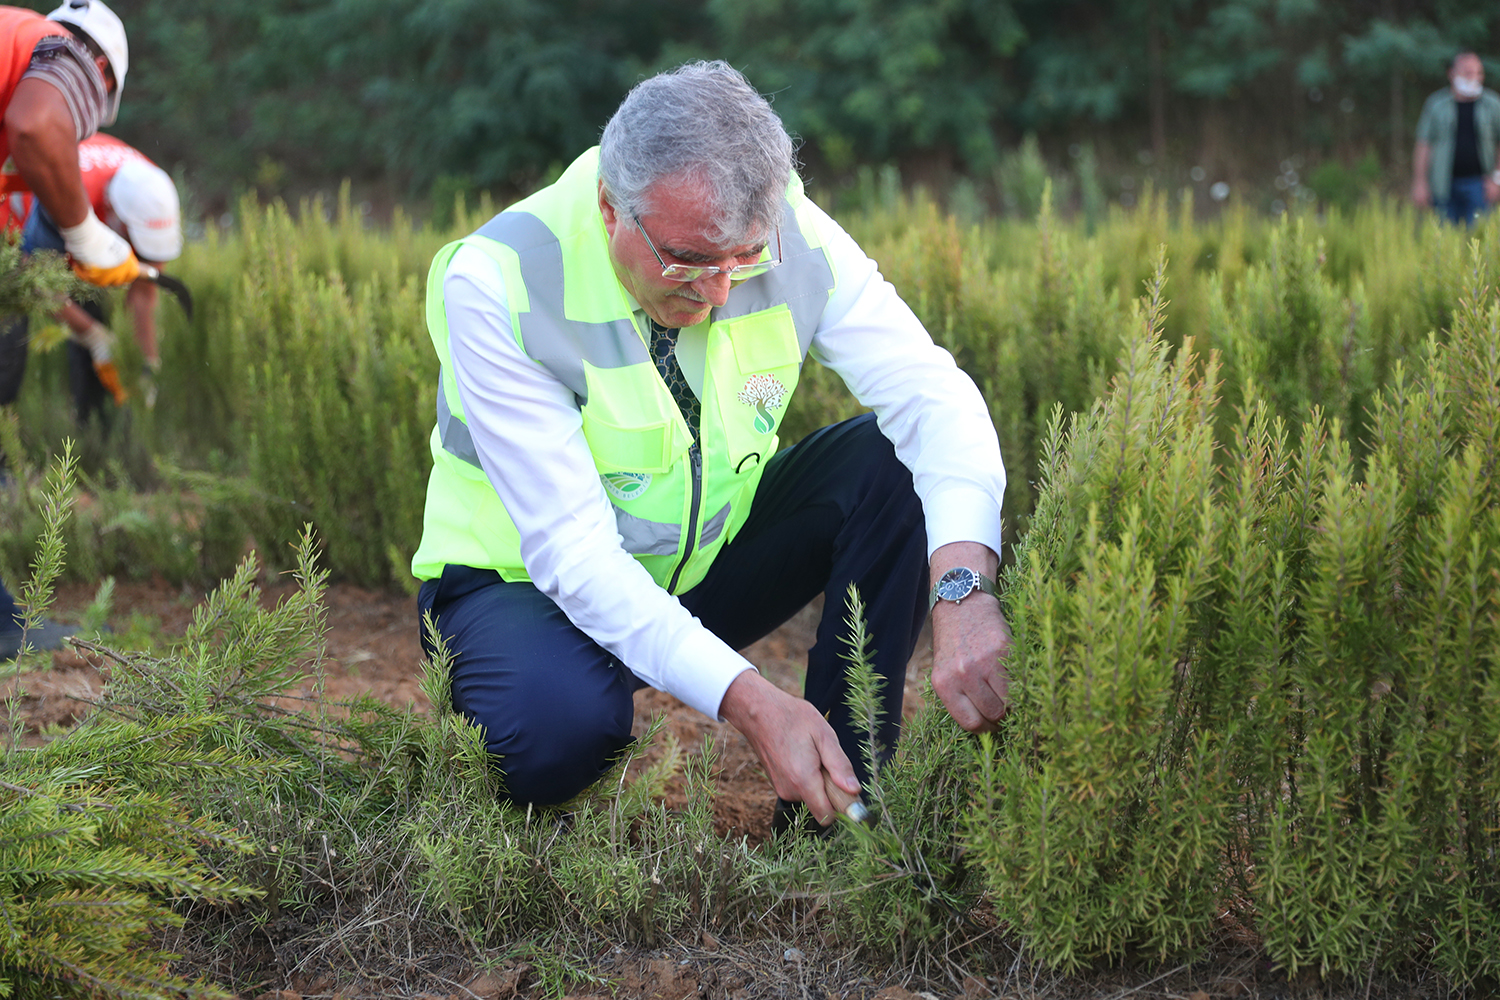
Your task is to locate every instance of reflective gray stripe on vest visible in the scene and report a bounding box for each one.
[476,211,644,403]
[477,200,833,390]
[698,502,731,549]
[710,201,834,355]
[613,506,681,556]
[436,367,482,468]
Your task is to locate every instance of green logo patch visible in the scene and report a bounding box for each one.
[601,471,651,502]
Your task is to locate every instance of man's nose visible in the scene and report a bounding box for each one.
[691,271,733,307]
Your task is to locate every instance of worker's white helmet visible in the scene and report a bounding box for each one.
[108,159,182,263]
[46,0,128,126]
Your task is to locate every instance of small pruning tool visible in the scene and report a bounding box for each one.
[822,771,876,827]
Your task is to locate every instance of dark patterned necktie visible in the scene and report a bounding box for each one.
[648,318,700,440]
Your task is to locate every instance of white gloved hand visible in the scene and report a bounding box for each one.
[73,320,115,365]
[71,321,128,405]
[60,210,140,287]
[141,356,160,409]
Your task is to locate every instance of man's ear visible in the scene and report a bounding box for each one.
[598,180,619,237]
[95,54,115,93]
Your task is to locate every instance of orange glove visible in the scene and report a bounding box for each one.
[93,359,129,406]
[59,210,141,288]
[74,321,128,406]
[72,256,141,287]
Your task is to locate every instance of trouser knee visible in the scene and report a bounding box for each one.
[420,567,641,807]
[472,697,635,806]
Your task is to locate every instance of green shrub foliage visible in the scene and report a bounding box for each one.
[7,184,1500,988]
[968,254,1500,981]
[0,240,79,318]
[1,448,258,1000]
[10,186,1500,590]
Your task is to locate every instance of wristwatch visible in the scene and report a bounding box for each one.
[928,566,997,610]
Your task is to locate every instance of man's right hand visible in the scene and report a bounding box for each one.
[60,210,140,287]
[718,669,859,826]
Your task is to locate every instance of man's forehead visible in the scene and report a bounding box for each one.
[642,185,764,255]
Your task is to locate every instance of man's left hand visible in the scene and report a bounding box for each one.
[928,541,1013,732]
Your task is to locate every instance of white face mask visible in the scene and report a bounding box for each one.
[1455,75,1483,99]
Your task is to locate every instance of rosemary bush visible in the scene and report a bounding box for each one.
[2,448,259,1000]
[967,254,1500,982]
[10,183,1500,588]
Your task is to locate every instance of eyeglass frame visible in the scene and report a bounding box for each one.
[631,214,782,283]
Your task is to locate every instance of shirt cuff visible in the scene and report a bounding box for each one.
[660,626,759,721]
[923,485,1005,561]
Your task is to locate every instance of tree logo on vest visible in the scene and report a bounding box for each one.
[737,375,787,434]
[601,471,651,502]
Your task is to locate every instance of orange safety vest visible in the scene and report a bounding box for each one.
[1,6,70,169]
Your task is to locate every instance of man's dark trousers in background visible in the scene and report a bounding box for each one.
[418,412,930,805]
[1441,174,1489,225]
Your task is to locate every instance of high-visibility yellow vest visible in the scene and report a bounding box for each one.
[411,147,837,593]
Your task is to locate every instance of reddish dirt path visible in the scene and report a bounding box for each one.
[12,579,932,844]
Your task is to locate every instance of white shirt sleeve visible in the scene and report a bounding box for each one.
[443,245,756,720]
[807,202,1007,559]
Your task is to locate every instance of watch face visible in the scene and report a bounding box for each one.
[935,567,979,602]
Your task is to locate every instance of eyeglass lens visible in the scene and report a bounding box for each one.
[635,215,781,282]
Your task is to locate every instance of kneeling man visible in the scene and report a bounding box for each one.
[412,61,1012,827]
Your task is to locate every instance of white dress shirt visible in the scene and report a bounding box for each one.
[442,196,1005,721]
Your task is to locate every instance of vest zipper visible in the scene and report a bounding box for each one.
[667,442,702,594]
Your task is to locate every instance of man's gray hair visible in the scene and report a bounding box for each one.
[599,60,794,249]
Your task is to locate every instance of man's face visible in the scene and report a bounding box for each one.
[598,179,766,329]
[1451,54,1484,100]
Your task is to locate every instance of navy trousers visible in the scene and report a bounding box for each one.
[418,413,930,805]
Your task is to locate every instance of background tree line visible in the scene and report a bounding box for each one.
[15,0,1500,216]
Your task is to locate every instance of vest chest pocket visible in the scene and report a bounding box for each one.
[711,306,803,473]
[581,408,694,474]
[579,359,696,474]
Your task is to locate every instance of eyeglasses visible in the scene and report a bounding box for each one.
[632,215,782,282]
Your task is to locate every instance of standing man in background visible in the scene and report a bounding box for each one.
[1412,51,1500,225]
[6,132,183,418]
[0,0,134,660]
[414,61,1012,830]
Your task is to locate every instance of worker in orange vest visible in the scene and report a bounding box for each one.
[2,1,135,284]
[7,132,181,418]
[0,0,132,660]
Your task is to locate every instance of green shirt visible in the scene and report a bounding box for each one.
[1416,87,1500,205]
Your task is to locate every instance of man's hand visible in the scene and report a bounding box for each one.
[71,319,128,406]
[140,357,161,409]
[60,211,139,287]
[1412,141,1433,208]
[719,669,859,826]
[929,541,1013,732]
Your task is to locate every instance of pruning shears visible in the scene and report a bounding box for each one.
[139,262,194,321]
